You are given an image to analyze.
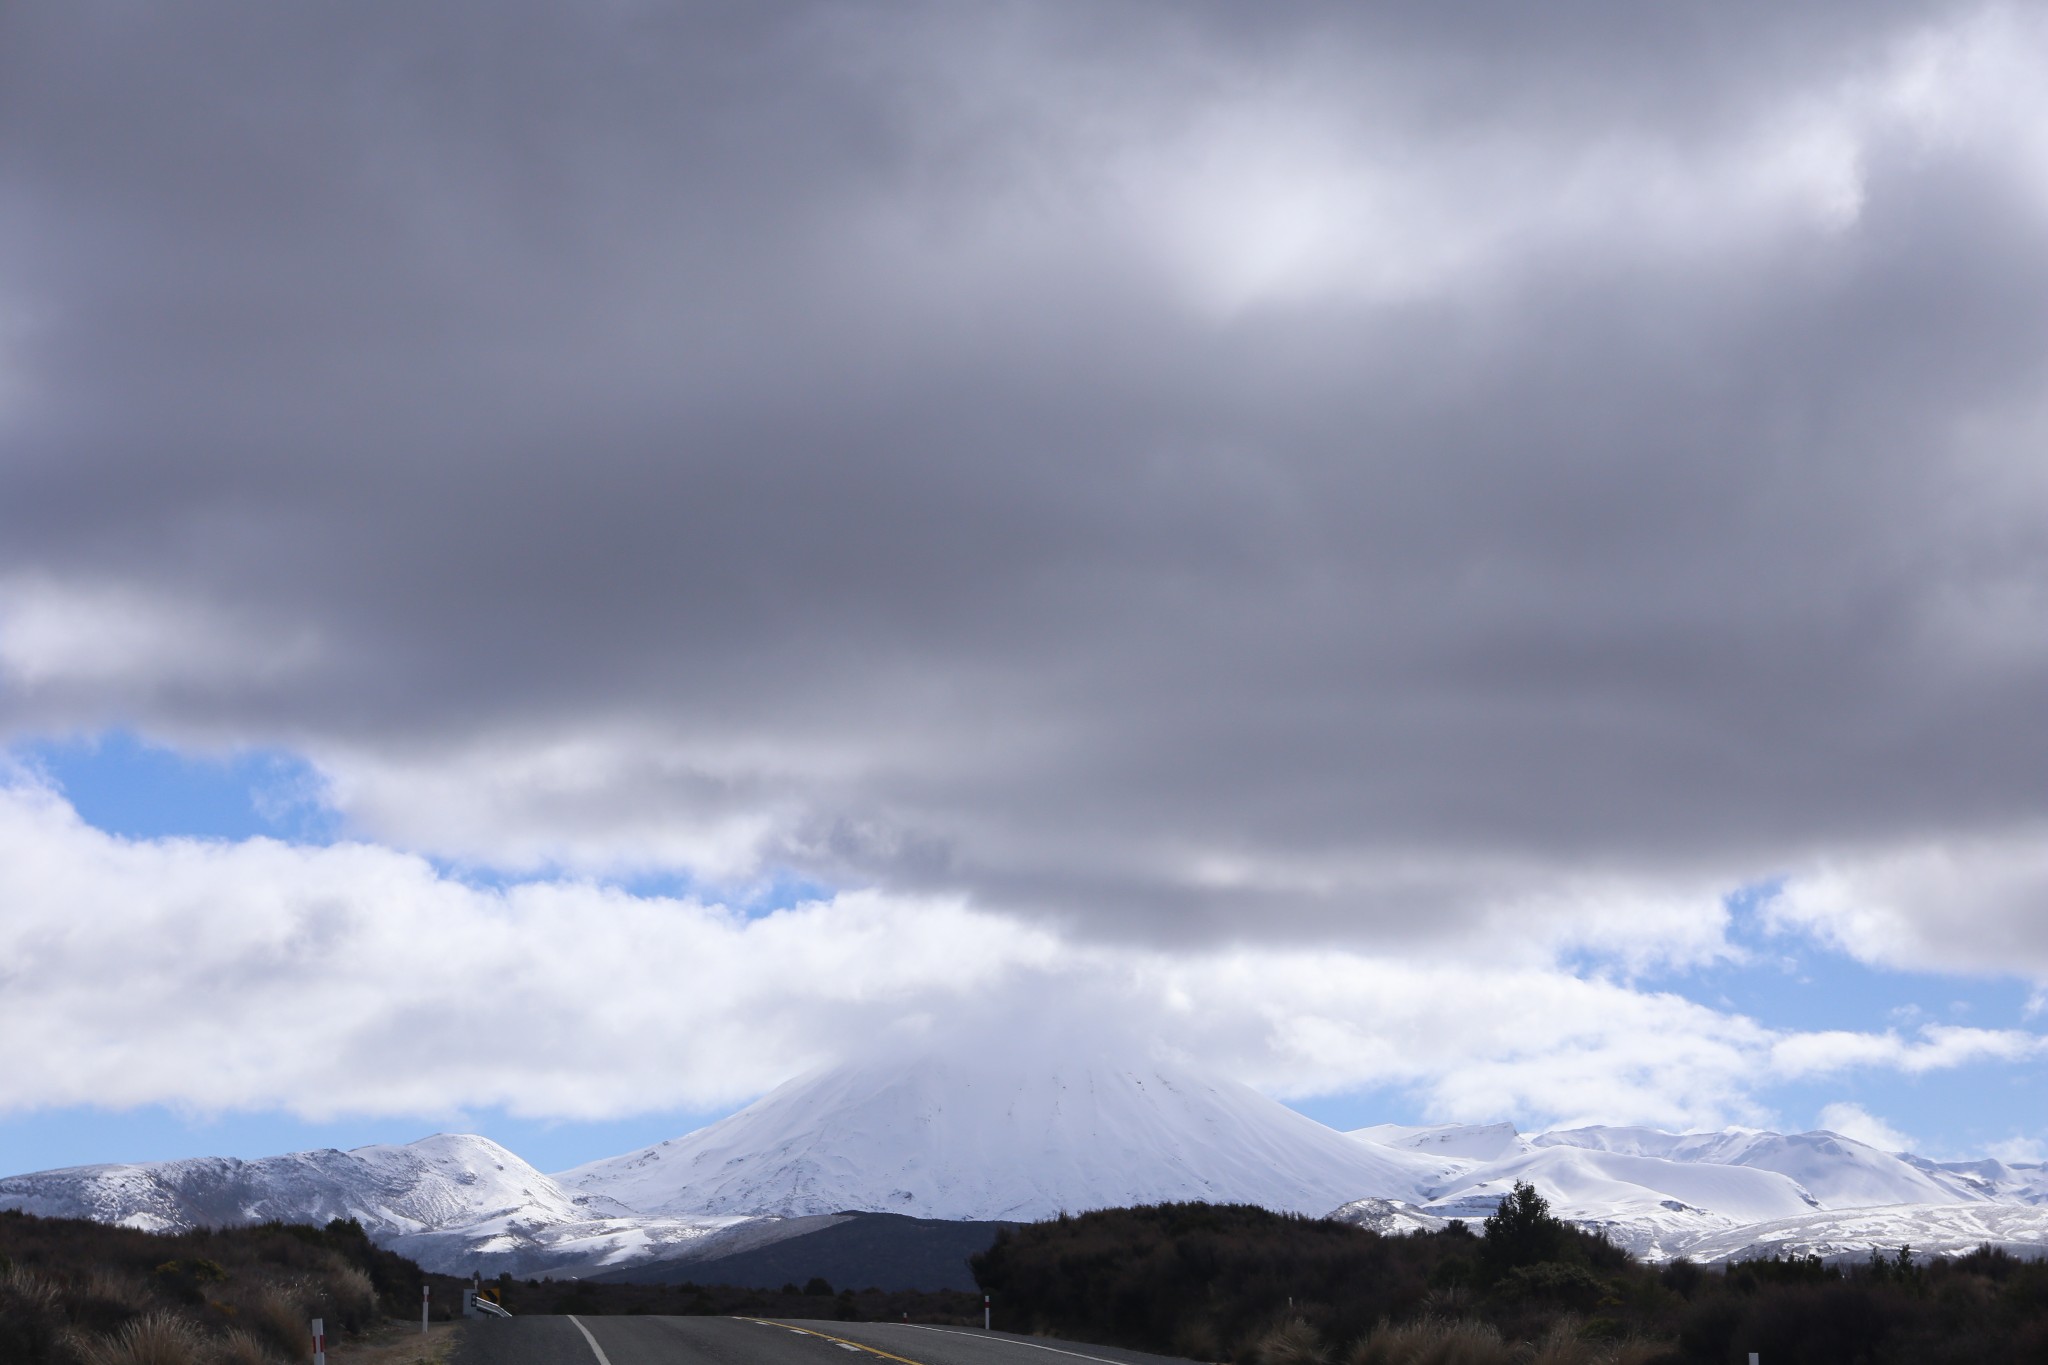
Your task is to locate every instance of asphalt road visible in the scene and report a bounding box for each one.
[451,1316,1201,1365]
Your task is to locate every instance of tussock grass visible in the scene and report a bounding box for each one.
[332,1266,377,1328]
[1523,1318,1673,1365]
[1252,1318,1328,1365]
[68,1310,205,1365]
[1348,1316,1668,1365]
[210,1328,275,1365]
[245,1286,309,1358]
[1348,1317,1511,1365]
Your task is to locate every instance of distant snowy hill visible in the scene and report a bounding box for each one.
[1677,1202,2048,1264]
[0,1133,591,1236]
[556,1052,1452,1221]
[1338,1121,2048,1261]
[1534,1126,1970,1208]
[1902,1153,2048,1206]
[0,1133,762,1276]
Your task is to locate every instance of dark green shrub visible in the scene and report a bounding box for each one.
[1494,1261,1611,1312]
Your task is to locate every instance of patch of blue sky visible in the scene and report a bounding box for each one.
[13,728,338,844]
[1751,1061,2043,1160]
[0,1101,748,1180]
[1298,883,2048,1150]
[1284,1087,1443,1136]
[426,859,836,917]
[1621,880,2043,1037]
[609,867,836,916]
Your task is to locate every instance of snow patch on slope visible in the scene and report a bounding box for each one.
[1351,1123,1528,1163]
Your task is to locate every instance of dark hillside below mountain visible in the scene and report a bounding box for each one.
[595,1211,1016,1292]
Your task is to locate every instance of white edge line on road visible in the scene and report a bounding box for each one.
[569,1314,615,1365]
[889,1321,1154,1365]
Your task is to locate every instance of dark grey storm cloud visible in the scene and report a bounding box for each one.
[4,1,2046,942]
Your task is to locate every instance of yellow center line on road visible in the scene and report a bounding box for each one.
[740,1320,933,1365]
[891,1322,1148,1365]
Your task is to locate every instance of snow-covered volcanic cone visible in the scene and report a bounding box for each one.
[556,1050,1451,1221]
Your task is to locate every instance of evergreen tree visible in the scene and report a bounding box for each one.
[1479,1180,1569,1277]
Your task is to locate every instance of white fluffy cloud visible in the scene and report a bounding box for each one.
[1772,1024,2046,1078]
[0,778,2033,1132]
[1767,837,2048,978]
[0,780,1059,1120]
[1816,1101,1915,1152]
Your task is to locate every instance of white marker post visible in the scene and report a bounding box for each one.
[423,1285,431,1335]
[311,1318,325,1365]
[984,1294,991,1331]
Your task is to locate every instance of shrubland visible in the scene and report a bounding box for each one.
[0,1207,988,1356]
[969,1190,2048,1365]
[0,1210,436,1365]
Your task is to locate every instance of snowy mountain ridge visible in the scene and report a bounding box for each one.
[3,1059,2043,1272]
[0,1131,762,1276]
[0,1133,598,1237]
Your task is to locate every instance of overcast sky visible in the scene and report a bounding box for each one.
[3,1,2047,1172]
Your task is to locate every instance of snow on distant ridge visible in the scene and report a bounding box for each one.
[1340,1121,2048,1261]
[1901,1153,2048,1207]
[0,1133,590,1237]
[1328,1196,1452,1237]
[1533,1127,1968,1208]
[1675,1202,2048,1265]
[0,1133,757,1275]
